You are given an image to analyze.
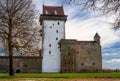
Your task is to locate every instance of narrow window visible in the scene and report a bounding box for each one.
[54,10,57,15]
[81,63,84,66]
[49,44,51,47]
[58,22,60,25]
[49,51,51,54]
[88,51,91,54]
[93,62,95,65]
[77,51,79,54]
[68,52,70,56]
[45,10,48,14]
[53,24,54,26]
[56,37,58,40]
[56,30,58,33]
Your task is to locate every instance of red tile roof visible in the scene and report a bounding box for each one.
[43,5,64,15]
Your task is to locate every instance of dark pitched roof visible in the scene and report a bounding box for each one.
[43,5,64,15]
[94,33,100,38]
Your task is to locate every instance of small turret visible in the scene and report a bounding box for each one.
[94,33,100,44]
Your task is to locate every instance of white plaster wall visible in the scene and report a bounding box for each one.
[42,20,65,72]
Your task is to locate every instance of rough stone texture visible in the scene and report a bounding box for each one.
[59,34,102,72]
[60,39,77,72]
[0,56,42,73]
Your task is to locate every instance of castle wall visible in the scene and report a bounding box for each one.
[0,56,42,73]
[76,41,102,72]
[60,40,76,72]
[60,39,102,73]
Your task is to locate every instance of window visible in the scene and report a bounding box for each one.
[50,26,52,28]
[81,63,84,66]
[58,22,60,25]
[93,62,95,65]
[56,37,58,40]
[49,51,51,54]
[49,44,51,47]
[68,47,70,50]
[54,10,57,15]
[53,24,54,26]
[68,52,70,56]
[77,51,79,54]
[56,30,58,33]
[45,10,48,14]
[88,51,91,54]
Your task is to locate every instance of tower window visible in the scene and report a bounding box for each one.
[53,24,54,26]
[50,26,52,28]
[49,51,51,54]
[56,37,58,40]
[58,22,60,25]
[45,10,48,14]
[49,44,51,47]
[54,10,57,15]
[56,30,58,33]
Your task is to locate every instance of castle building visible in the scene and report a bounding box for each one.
[60,33,102,72]
[40,5,102,73]
[0,5,102,73]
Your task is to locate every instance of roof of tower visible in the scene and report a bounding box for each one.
[94,33,100,38]
[43,5,64,15]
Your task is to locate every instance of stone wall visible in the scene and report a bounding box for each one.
[76,41,102,72]
[60,39,102,72]
[60,39,76,72]
[0,56,42,73]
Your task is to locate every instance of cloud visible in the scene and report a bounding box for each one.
[65,16,120,48]
[103,53,118,56]
[106,59,120,63]
[103,59,120,69]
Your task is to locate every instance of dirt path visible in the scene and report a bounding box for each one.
[72,78,120,81]
[1,78,120,81]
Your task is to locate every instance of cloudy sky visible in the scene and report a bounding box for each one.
[33,0,120,69]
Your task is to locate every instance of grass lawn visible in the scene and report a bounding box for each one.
[0,72,120,81]
[0,72,120,78]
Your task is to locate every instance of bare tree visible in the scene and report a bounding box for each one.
[67,0,120,30]
[0,0,40,76]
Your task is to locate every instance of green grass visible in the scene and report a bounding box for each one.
[0,72,120,79]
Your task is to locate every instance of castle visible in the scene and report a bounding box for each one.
[0,5,102,73]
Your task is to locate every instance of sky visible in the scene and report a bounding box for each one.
[33,0,120,69]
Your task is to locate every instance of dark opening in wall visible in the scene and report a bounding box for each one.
[49,44,51,47]
[49,51,51,54]
[58,22,60,25]
[68,52,70,56]
[56,37,58,40]
[56,30,58,33]
[81,63,84,66]
[93,62,95,65]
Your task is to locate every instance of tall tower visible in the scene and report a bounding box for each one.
[40,5,67,72]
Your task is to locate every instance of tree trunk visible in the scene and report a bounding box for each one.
[8,19,14,76]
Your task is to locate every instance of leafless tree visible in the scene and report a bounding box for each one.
[67,0,120,30]
[0,0,40,76]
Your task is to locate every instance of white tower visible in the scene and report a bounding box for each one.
[40,5,67,72]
